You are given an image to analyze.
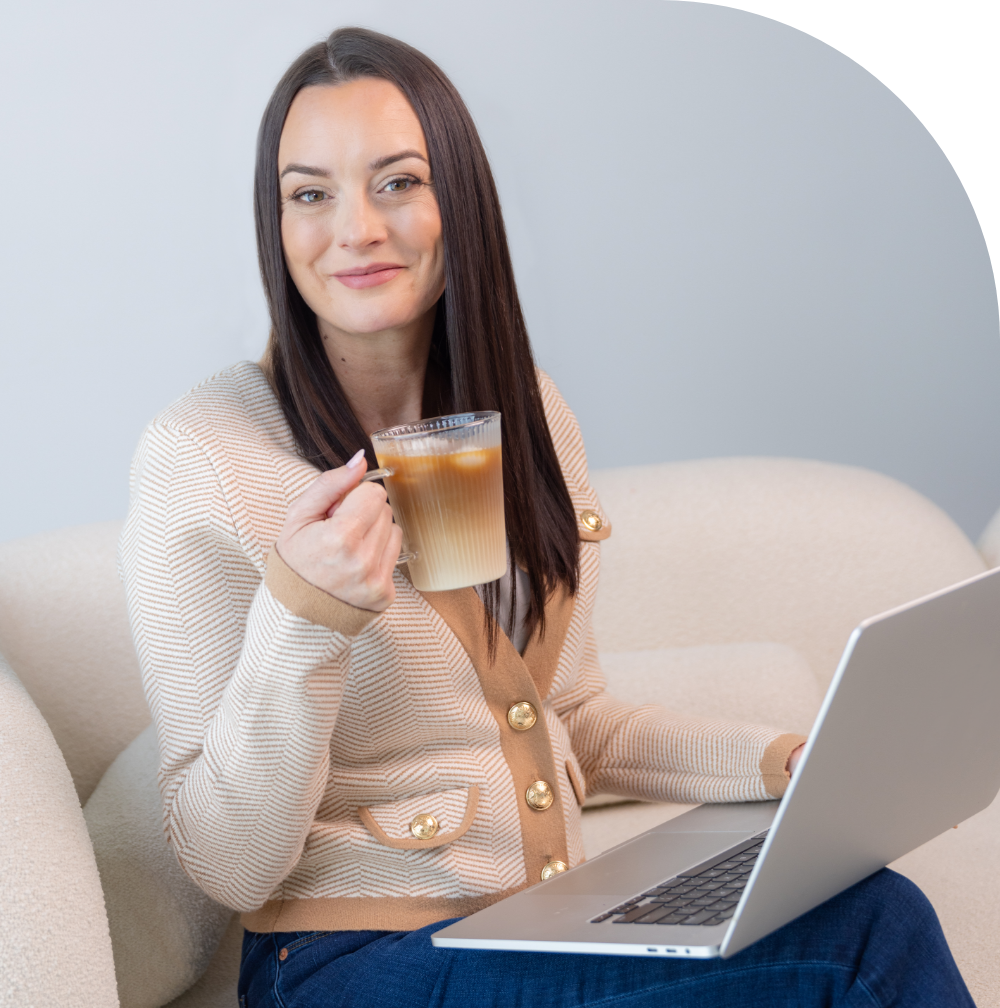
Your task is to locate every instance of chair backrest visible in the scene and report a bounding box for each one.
[978,505,1000,570]
[0,654,120,1007]
[0,521,148,803]
[591,457,987,690]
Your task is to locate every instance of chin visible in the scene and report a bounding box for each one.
[342,314,420,335]
[325,299,431,337]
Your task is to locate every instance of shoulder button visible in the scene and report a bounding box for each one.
[580,510,603,532]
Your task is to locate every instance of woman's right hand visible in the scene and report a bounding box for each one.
[275,450,402,612]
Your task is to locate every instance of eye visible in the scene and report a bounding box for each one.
[381,176,418,194]
[295,189,327,204]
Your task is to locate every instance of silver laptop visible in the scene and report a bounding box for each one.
[433,566,1000,959]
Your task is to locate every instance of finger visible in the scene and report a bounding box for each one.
[349,501,396,569]
[287,450,368,526]
[330,480,390,534]
[333,502,396,600]
[319,498,393,580]
[327,465,383,518]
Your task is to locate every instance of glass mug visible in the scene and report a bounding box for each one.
[358,411,507,592]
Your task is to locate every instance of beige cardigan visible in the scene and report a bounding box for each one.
[120,361,804,934]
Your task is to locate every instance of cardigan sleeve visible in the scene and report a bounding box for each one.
[120,421,374,912]
[555,628,806,803]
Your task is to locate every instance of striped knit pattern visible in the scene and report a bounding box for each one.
[120,361,795,925]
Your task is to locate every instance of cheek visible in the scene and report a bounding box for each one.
[397,202,443,267]
[411,206,445,298]
[281,214,332,280]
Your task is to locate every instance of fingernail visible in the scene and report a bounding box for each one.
[347,449,366,469]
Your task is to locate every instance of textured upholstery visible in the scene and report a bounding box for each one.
[1,457,996,1006]
[161,917,243,1008]
[83,726,234,1008]
[892,796,1000,1003]
[0,523,235,1008]
[0,522,150,802]
[0,654,119,1008]
[590,457,986,687]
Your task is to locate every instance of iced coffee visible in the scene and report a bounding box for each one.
[369,412,506,592]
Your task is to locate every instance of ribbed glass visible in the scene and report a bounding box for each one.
[371,412,506,592]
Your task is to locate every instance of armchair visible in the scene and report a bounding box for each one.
[1,457,996,1006]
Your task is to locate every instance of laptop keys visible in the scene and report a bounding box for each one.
[633,905,678,924]
[616,904,662,923]
[595,833,767,927]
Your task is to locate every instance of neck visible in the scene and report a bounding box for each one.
[319,307,436,436]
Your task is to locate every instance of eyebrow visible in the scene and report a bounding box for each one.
[368,149,428,172]
[279,163,329,180]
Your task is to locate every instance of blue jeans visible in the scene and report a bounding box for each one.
[237,869,973,1007]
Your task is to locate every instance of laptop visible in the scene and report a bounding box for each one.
[433,566,1000,959]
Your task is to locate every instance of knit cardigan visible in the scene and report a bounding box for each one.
[120,361,804,934]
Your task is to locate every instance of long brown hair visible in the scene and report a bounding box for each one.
[254,26,578,644]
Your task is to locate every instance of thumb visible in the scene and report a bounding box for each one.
[286,449,368,528]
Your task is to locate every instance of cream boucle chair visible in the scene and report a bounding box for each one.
[0,522,151,804]
[0,524,240,1008]
[1,456,998,1007]
[0,655,119,1008]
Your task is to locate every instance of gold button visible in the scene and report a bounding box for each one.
[525,780,554,810]
[409,813,439,840]
[541,860,568,880]
[507,701,537,731]
[580,510,603,532]
[278,948,288,961]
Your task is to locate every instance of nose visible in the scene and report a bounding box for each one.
[337,191,387,252]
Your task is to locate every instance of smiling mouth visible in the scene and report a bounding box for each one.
[333,263,405,290]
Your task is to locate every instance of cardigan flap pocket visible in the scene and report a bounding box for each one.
[358,785,480,850]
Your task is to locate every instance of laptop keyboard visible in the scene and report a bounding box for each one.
[588,833,767,927]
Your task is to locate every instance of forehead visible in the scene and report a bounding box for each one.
[279,79,427,167]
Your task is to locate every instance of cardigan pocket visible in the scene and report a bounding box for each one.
[357,785,480,850]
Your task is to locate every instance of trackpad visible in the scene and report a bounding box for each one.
[540,832,749,896]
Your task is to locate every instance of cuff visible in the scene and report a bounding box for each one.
[264,546,380,638]
[759,732,808,799]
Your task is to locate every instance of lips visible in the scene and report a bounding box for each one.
[333,263,405,290]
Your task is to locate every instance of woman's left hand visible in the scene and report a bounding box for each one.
[786,743,806,777]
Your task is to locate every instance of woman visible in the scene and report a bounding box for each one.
[121,26,972,1008]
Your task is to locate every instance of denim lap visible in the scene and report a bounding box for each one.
[238,869,973,1008]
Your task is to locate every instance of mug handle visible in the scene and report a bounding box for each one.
[360,468,417,566]
[361,467,393,483]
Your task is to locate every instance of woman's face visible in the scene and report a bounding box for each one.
[278,79,444,337]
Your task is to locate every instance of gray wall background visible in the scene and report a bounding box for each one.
[2,0,997,541]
